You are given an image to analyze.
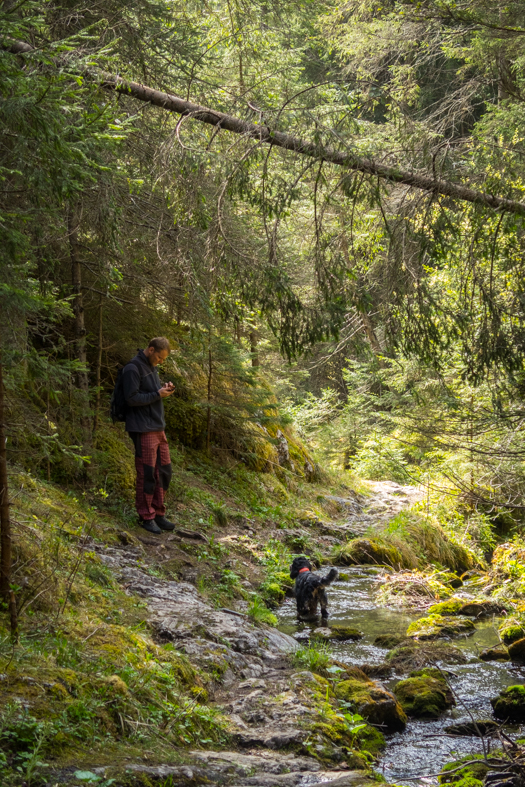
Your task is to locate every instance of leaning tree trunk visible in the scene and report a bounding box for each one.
[68,207,92,450]
[0,344,17,638]
[6,39,525,217]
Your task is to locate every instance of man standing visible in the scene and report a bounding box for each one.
[123,337,176,534]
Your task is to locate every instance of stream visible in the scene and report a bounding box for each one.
[277,566,525,786]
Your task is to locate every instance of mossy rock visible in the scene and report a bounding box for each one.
[334,674,407,731]
[479,646,510,662]
[406,614,475,640]
[428,598,464,616]
[312,625,363,642]
[337,572,350,581]
[491,685,525,722]
[394,673,454,718]
[429,598,506,619]
[374,633,406,649]
[439,755,490,786]
[499,622,525,645]
[355,724,386,754]
[508,638,525,663]
[386,641,467,672]
[335,538,404,568]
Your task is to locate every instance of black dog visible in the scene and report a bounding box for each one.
[290,557,338,620]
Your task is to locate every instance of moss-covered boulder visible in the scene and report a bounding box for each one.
[334,669,407,731]
[508,638,525,663]
[312,625,363,642]
[406,614,475,640]
[429,598,506,618]
[499,621,525,645]
[491,685,525,722]
[334,538,404,568]
[479,646,510,662]
[386,641,467,672]
[428,598,464,616]
[374,633,406,649]
[394,671,454,718]
[355,724,386,755]
[439,754,490,786]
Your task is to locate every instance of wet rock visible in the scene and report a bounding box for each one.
[394,670,455,718]
[429,598,507,618]
[234,727,305,749]
[334,668,407,731]
[406,614,475,640]
[386,641,467,671]
[460,601,507,618]
[312,625,363,642]
[374,633,406,649]
[334,538,404,568]
[507,638,525,662]
[491,685,525,722]
[191,750,321,776]
[479,646,510,662]
[444,720,499,737]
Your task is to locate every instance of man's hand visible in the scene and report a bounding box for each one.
[159,382,175,398]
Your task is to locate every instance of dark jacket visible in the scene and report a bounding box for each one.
[122,350,165,433]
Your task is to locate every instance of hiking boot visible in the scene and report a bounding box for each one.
[154,515,176,532]
[139,518,162,534]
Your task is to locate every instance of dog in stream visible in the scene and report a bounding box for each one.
[290,556,338,621]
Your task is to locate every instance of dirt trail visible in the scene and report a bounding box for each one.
[74,481,421,787]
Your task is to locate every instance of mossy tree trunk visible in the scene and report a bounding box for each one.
[0,346,17,638]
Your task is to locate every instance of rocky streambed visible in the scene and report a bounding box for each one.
[277,566,525,786]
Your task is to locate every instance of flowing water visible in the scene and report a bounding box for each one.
[277,566,525,786]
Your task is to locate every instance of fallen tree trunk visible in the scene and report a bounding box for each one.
[7,38,525,216]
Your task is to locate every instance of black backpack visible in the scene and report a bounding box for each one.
[110,358,142,423]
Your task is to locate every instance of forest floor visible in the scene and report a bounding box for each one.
[56,478,417,786]
[2,455,489,787]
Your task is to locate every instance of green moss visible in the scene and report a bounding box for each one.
[333,538,404,568]
[406,614,475,640]
[428,598,464,616]
[394,674,454,718]
[334,676,407,731]
[439,755,489,786]
[312,625,362,642]
[499,621,525,645]
[491,685,525,722]
[356,724,386,755]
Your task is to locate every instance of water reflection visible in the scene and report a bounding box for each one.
[277,566,525,786]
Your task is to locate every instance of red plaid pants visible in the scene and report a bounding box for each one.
[129,431,172,520]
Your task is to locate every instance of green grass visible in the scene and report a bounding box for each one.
[292,641,331,674]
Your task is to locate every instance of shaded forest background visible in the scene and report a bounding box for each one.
[3,0,525,529]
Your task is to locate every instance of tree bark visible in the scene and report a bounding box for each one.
[206,346,212,457]
[0,344,16,637]
[5,39,525,217]
[93,293,103,439]
[68,207,92,450]
[249,332,260,367]
[0,347,11,604]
